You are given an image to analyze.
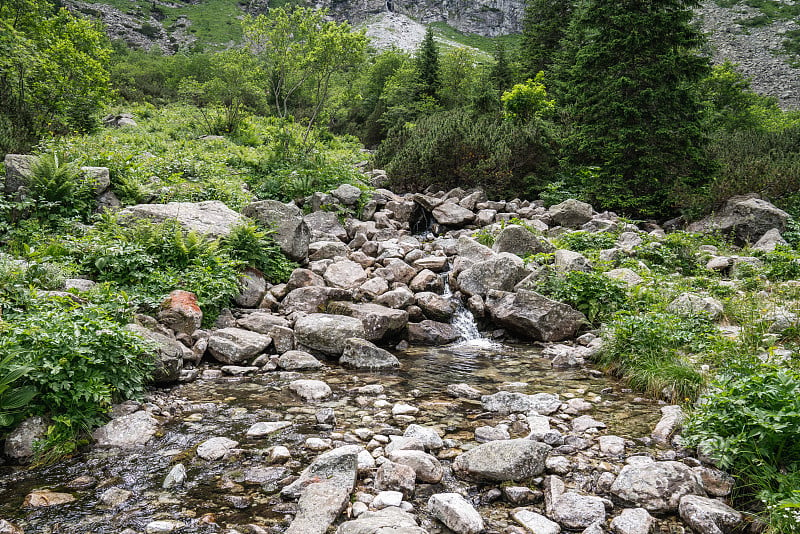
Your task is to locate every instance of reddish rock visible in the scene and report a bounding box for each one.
[158,290,203,335]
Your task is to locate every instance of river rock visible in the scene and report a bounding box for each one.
[304,210,348,241]
[326,302,408,341]
[285,481,351,534]
[485,289,587,342]
[551,491,607,530]
[207,327,271,364]
[376,460,417,497]
[280,286,351,315]
[456,254,528,297]
[278,350,323,370]
[513,510,560,534]
[678,495,741,534]
[403,424,443,450]
[4,416,47,461]
[126,324,184,383]
[433,201,475,226]
[340,338,401,369]
[452,439,551,482]
[289,379,332,401]
[481,391,561,415]
[549,199,593,228]
[247,421,292,438]
[23,490,76,507]
[694,466,735,497]
[324,260,368,289]
[336,506,426,534]
[286,268,325,292]
[388,450,444,483]
[145,520,185,534]
[294,313,366,355]
[92,410,158,448]
[309,240,350,261]
[427,493,484,534]
[158,290,202,335]
[196,437,238,461]
[415,292,454,321]
[375,286,415,309]
[610,508,655,534]
[611,459,704,513]
[0,519,23,534]
[652,405,684,445]
[407,320,460,345]
[243,200,310,261]
[120,200,243,237]
[236,311,290,333]
[281,445,360,499]
[100,487,133,507]
[163,463,187,489]
[572,415,606,433]
[493,224,554,256]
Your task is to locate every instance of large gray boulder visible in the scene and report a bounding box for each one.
[452,439,551,482]
[120,201,243,238]
[611,459,704,513]
[485,289,586,341]
[281,445,360,499]
[456,254,528,297]
[92,411,158,448]
[126,324,184,383]
[407,320,460,345]
[687,194,789,245]
[304,211,348,241]
[340,338,400,369]
[432,201,475,226]
[415,292,454,322]
[4,416,47,462]
[326,302,408,342]
[678,495,742,534]
[286,481,351,534]
[336,506,426,534]
[481,391,561,415]
[207,327,272,364]
[427,493,484,534]
[243,200,310,261]
[294,313,366,355]
[3,154,35,195]
[279,286,351,315]
[323,260,368,289]
[548,199,594,228]
[492,224,554,256]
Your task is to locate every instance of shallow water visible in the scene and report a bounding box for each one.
[0,342,663,533]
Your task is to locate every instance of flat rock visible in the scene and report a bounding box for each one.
[196,437,238,461]
[427,493,484,534]
[207,327,272,364]
[481,391,561,415]
[289,379,332,401]
[513,509,560,534]
[407,320,460,345]
[340,338,400,369]
[336,506,426,534]
[282,445,360,499]
[120,201,243,237]
[295,313,366,355]
[92,411,158,449]
[452,439,551,482]
[611,460,704,513]
[326,302,408,342]
[247,421,292,438]
[678,495,741,534]
[285,481,351,534]
[23,490,76,507]
[278,350,323,370]
[610,508,655,534]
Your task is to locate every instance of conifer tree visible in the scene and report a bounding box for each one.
[416,26,440,100]
[489,42,515,92]
[554,0,712,217]
[520,0,574,79]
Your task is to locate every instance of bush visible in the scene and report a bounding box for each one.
[683,364,800,532]
[223,223,297,283]
[633,232,714,275]
[27,152,95,221]
[536,270,627,325]
[596,311,717,401]
[554,231,617,252]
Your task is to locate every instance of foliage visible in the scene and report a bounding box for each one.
[26,152,96,222]
[633,232,712,275]
[700,61,781,133]
[597,311,715,401]
[520,0,574,78]
[0,0,112,154]
[0,298,154,445]
[501,73,555,122]
[554,0,713,217]
[538,180,585,207]
[438,48,478,109]
[555,231,617,252]
[0,353,36,428]
[222,222,297,282]
[377,108,557,199]
[758,247,800,282]
[683,363,800,532]
[416,26,440,100]
[536,270,627,324]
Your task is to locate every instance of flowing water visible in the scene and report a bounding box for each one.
[0,338,664,534]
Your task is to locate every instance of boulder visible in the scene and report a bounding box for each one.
[286,268,325,291]
[493,224,554,256]
[387,450,444,483]
[92,411,158,448]
[427,493,484,534]
[452,439,551,482]
[513,510,560,534]
[407,320,460,345]
[481,391,561,415]
[279,286,351,315]
[324,260,368,290]
[651,405,684,445]
[752,228,788,252]
[687,194,789,245]
[336,506,426,534]
[331,183,363,206]
[678,495,741,534]
[294,313,366,355]
[120,201,243,237]
[304,211,348,241]
[157,290,202,335]
[551,491,606,530]
[4,416,47,461]
[432,201,476,226]
[309,240,350,261]
[126,324,184,383]
[236,311,290,333]
[243,200,310,261]
[604,268,644,287]
[456,236,496,263]
[548,199,594,228]
[281,445,360,499]
[610,508,655,534]
[486,289,586,342]
[2,154,35,195]
[611,459,704,513]
[326,302,408,342]
[667,293,724,320]
[456,254,528,297]
[403,424,444,450]
[289,379,332,401]
[278,350,323,370]
[409,269,443,293]
[23,490,76,507]
[285,481,351,534]
[415,292,454,322]
[376,460,417,497]
[234,268,267,308]
[207,327,272,364]
[554,249,593,272]
[196,436,238,461]
[375,286,415,309]
[340,338,400,369]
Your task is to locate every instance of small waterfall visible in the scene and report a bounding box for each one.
[441,273,497,347]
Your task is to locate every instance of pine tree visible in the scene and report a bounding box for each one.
[554,0,713,217]
[416,26,440,100]
[489,42,515,92]
[520,0,574,79]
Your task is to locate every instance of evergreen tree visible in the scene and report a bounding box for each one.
[489,42,515,92]
[416,26,440,100]
[554,0,712,217]
[520,0,574,79]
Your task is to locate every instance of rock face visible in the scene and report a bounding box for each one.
[242,200,311,261]
[452,439,551,482]
[294,313,366,355]
[119,201,244,237]
[485,289,586,341]
[611,460,704,513]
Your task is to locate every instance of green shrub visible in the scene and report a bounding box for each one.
[0,353,36,429]
[555,231,617,252]
[633,232,712,275]
[597,311,716,401]
[536,270,627,325]
[759,247,800,281]
[683,364,800,532]
[223,223,297,282]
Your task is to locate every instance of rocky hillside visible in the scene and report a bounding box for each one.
[67,0,799,108]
